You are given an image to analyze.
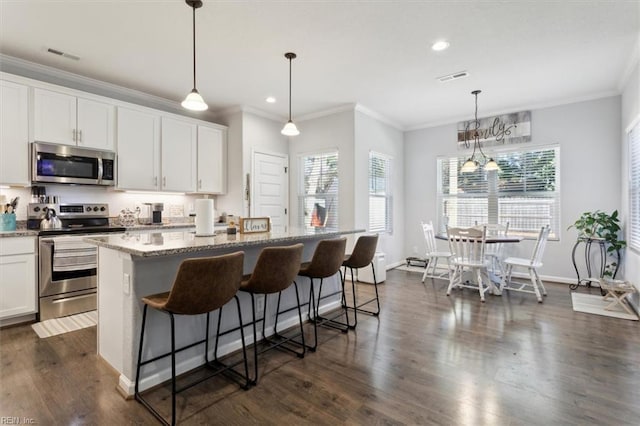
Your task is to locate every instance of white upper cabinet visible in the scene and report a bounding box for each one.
[34,88,115,150]
[197,125,227,194]
[116,106,160,191]
[0,80,29,186]
[161,117,196,192]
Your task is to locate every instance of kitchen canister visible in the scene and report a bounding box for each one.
[195,199,215,236]
[0,213,17,232]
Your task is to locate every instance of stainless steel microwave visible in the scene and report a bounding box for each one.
[32,142,116,186]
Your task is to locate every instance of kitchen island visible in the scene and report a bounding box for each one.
[87,227,364,397]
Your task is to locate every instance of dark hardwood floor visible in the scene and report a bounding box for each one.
[1,269,639,425]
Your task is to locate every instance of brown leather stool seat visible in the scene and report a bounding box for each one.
[135,252,249,426]
[238,243,305,385]
[342,234,380,328]
[298,237,348,351]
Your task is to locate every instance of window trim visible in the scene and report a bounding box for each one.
[298,150,339,231]
[628,115,640,254]
[436,144,561,240]
[369,151,393,234]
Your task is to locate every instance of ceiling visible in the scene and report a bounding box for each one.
[1,0,638,130]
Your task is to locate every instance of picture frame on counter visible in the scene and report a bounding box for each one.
[239,217,271,234]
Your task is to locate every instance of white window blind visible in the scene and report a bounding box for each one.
[369,152,393,234]
[437,146,560,239]
[630,122,640,252]
[299,151,339,231]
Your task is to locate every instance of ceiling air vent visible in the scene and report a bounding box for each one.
[437,71,469,83]
[47,48,80,61]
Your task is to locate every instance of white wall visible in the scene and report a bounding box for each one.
[621,56,640,307]
[404,96,622,282]
[354,110,405,265]
[289,109,356,244]
[241,111,289,217]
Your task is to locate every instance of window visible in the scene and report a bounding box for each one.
[630,121,640,252]
[299,151,339,231]
[437,146,560,239]
[369,152,393,234]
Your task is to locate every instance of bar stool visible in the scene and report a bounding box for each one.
[135,252,249,426]
[239,243,305,385]
[298,237,348,351]
[342,234,379,328]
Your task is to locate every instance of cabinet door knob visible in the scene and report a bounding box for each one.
[78,129,83,143]
[198,179,202,189]
[154,176,158,186]
[72,129,77,142]
[163,176,166,187]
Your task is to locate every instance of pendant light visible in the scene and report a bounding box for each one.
[281,52,300,136]
[181,0,208,111]
[461,90,499,173]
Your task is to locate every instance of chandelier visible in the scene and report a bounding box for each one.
[461,90,499,173]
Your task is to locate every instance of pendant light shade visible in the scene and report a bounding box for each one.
[182,89,208,111]
[461,90,500,173]
[281,52,299,136]
[281,120,300,136]
[182,0,208,111]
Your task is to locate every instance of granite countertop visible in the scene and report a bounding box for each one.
[0,221,226,238]
[85,228,365,258]
[0,229,39,238]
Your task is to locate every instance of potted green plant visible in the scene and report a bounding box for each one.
[568,210,626,277]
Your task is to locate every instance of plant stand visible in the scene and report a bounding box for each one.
[570,237,620,295]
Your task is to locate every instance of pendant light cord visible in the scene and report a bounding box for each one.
[288,56,292,121]
[192,5,196,89]
[473,90,488,162]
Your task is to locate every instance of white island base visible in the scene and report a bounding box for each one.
[90,228,363,397]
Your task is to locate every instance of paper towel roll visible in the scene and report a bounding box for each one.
[195,199,215,236]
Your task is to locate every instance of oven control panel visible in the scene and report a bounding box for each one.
[28,203,110,218]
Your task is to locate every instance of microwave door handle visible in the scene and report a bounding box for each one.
[97,157,103,184]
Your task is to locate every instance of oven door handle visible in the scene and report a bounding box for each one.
[51,293,96,304]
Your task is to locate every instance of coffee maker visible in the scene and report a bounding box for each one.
[144,203,164,224]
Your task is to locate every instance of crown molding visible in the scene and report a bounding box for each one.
[406,90,621,132]
[618,34,640,92]
[354,103,404,131]
[296,104,357,122]
[0,54,218,121]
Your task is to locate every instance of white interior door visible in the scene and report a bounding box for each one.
[252,151,288,233]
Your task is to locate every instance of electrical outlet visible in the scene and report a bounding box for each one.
[123,273,130,295]
[254,295,265,317]
[413,246,419,255]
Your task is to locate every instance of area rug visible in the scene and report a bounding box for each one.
[31,310,98,338]
[571,293,638,321]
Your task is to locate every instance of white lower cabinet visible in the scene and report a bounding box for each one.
[0,237,37,320]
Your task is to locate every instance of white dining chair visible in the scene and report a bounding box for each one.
[500,226,550,302]
[446,225,492,302]
[421,221,452,282]
[475,222,510,275]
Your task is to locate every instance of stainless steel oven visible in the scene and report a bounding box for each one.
[38,235,99,320]
[28,203,124,320]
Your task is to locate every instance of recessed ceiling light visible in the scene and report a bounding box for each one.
[431,40,450,52]
[265,96,276,103]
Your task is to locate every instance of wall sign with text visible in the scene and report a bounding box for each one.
[457,110,531,150]
[239,217,271,234]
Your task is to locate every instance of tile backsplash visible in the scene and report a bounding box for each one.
[0,184,216,221]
